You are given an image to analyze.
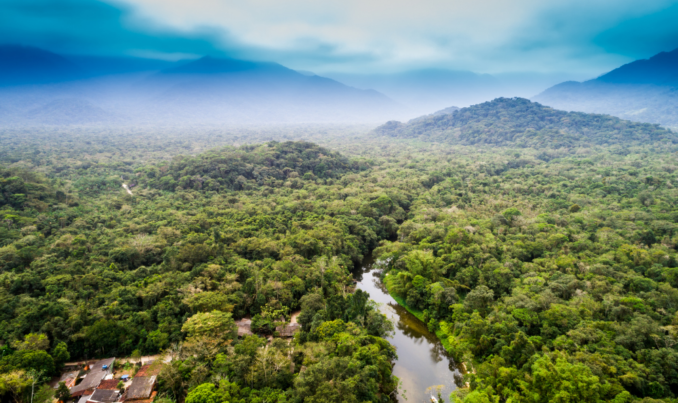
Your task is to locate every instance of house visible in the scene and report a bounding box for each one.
[96,380,120,391]
[134,363,162,378]
[236,318,252,337]
[275,323,301,337]
[56,371,79,389]
[86,389,120,403]
[124,376,157,402]
[69,358,116,397]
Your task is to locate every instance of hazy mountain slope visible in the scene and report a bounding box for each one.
[373,97,676,148]
[0,49,405,125]
[407,105,460,124]
[328,69,498,116]
[25,98,115,125]
[534,48,678,129]
[132,56,404,124]
[0,45,81,86]
[328,70,577,117]
[597,48,678,86]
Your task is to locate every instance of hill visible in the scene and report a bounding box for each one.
[373,97,676,148]
[140,141,366,191]
[24,98,115,125]
[534,48,678,129]
[407,105,460,124]
[0,45,80,86]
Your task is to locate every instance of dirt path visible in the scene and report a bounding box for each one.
[290,310,301,324]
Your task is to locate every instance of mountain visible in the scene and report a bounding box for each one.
[24,98,115,125]
[65,55,176,76]
[0,47,405,126]
[534,48,678,129]
[407,105,460,124]
[0,45,81,86]
[132,56,403,124]
[327,69,577,118]
[373,97,676,148]
[328,69,498,116]
[597,48,678,86]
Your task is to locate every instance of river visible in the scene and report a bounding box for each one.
[354,258,459,403]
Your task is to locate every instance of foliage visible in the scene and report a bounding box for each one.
[374,97,677,148]
[3,111,678,402]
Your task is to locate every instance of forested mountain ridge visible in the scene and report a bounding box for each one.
[373,97,676,147]
[140,141,368,192]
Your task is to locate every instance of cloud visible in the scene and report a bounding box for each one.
[593,3,678,59]
[0,0,224,59]
[2,0,678,74]
[116,0,678,74]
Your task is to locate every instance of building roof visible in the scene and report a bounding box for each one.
[127,391,157,403]
[236,318,252,336]
[97,379,120,390]
[276,323,301,337]
[56,371,79,389]
[70,358,116,395]
[134,363,162,378]
[87,389,120,403]
[78,395,92,403]
[125,376,156,400]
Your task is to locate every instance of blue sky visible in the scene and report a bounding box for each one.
[3,0,678,76]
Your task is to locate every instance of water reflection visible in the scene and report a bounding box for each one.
[354,262,459,403]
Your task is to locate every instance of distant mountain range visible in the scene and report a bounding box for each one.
[0,45,404,126]
[534,48,678,129]
[373,97,676,148]
[326,70,575,116]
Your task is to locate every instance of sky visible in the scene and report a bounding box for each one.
[2,0,678,76]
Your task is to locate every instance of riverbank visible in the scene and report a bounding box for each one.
[382,273,454,353]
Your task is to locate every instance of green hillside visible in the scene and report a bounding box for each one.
[374,97,676,147]
[140,141,366,191]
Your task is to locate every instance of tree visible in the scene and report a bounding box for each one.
[51,342,70,370]
[181,311,236,359]
[33,384,55,403]
[185,383,219,403]
[0,350,55,375]
[131,349,142,366]
[463,286,494,314]
[55,381,70,403]
[11,334,49,352]
[502,208,522,224]
[0,371,31,403]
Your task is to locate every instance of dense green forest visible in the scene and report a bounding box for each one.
[374,98,677,148]
[2,104,678,402]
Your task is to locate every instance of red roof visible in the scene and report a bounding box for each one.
[97,380,120,390]
[135,363,162,378]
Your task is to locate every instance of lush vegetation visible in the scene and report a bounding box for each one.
[372,144,678,402]
[0,133,408,403]
[374,97,677,148]
[2,102,678,402]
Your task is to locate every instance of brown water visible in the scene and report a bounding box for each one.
[354,260,459,403]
